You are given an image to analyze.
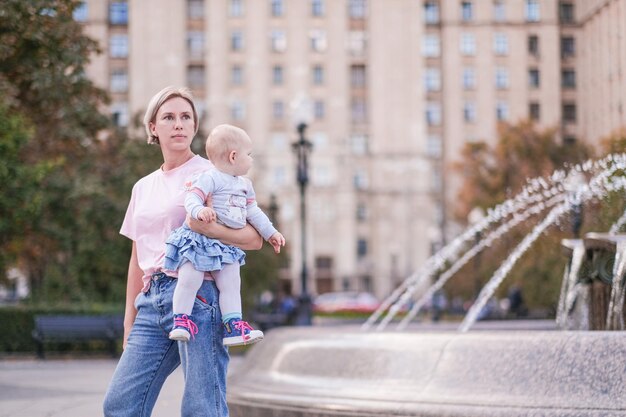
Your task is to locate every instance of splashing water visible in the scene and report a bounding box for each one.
[459,155,626,332]
[606,241,626,330]
[555,242,586,329]
[364,153,626,332]
[396,194,564,331]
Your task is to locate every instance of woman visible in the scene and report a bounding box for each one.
[103,86,262,417]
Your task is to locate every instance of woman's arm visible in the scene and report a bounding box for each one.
[187,216,263,250]
[123,242,144,349]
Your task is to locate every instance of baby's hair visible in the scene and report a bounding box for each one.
[206,124,249,163]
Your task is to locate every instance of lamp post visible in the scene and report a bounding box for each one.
[291,97,314,326]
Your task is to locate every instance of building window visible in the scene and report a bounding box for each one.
[354,170,369,190]
[528,35,539,56]
[110,69,128,93]
[313,65,324,85]
[460,33,476,56]
[349,0,367,19]
[312,0,325,16]
[272,100,284,120]
[348,31,367,56]
[109,1,128,25]
[230,0,244,17]
[529,102,540,121]
[528,69,540,88]
[493,0,505,22]
[525,0,540,22]
[563,103,577,123]
[231,30,244,51]
[187,66,205,89]
[496,101,509,121]
[351,99,367,123]
[559,2,574,24]
[561,36,575,58]
[424,1,439,24]
[273,166,286,186]
[73,1,88,22]
[350,134,368,155]
[562,69,576,89]
[314,100,325,120]
[462,67,476,90]
[272,65,283,85]
[356,203,368,221]
[271,0,284,17]
[231,100,246,121]
[109,34,128,58]
[270,29,287,52]
[310,29,327,52]
[464,101,476,123]
[461,1,473,21]
[493,33,508,55]
[564,136,577,145]
[426,134,442,158]
[423,34,441,57]
[188,0,204,19]
[351,65,366,88]
[111,102,129,127]
[232,65,243,85]
[187,31,204,60]
[424,68,441,92]
[495,67,509,89]
[426,102,442,126]
[357,238,368,257]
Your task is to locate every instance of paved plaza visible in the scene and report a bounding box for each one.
[0,356,243,417]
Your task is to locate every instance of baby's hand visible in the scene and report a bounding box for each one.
[268,232,286,254]
[197,207,217,223]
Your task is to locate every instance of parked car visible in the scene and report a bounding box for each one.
[313,291,380,314]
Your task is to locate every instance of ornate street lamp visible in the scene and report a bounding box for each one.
[291,95,313,326]
[291,96,313,325]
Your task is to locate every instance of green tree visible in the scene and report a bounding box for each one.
[0,0,110,301]
[451,121,595,312]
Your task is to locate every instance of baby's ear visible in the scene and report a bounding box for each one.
[229,150,237,164]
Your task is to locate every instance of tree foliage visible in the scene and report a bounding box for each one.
[0,0,284,306]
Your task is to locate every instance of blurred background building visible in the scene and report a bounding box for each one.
[72,0,626,300]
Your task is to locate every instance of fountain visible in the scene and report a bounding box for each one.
[227,154,626,417]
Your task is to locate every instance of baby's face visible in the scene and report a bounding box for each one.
[232,136,253,176]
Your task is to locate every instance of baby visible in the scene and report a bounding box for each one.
[164,124,285,346]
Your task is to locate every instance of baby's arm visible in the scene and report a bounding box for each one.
[184,172,215,220]
[244,179,284,251]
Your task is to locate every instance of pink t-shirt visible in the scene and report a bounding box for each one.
[120,155,214,291]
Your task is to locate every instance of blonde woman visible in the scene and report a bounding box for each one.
[103,86,261,417]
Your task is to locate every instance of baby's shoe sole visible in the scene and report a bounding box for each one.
[169,329,191,342]
[223,330,264,347]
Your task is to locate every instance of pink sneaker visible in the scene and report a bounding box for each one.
[169,314,198,342]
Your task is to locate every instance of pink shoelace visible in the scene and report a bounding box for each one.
[232,320,253,341]
[174,315,199,339]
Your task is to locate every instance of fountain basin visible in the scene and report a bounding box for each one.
[228,327,626,417]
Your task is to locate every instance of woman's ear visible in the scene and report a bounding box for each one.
[229,150,237,164]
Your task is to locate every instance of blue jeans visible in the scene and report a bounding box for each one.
[103,273,229,417]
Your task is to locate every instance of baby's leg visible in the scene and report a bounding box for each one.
[214,262,264,346]
[213,262,242,320]
[173,262,205,316]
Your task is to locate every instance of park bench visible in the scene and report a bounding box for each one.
[32,314,123,359]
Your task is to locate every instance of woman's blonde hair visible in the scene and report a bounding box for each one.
[143,86,199,144]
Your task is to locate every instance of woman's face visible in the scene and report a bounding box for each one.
[150,97,195,154]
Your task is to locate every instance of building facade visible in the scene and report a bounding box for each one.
[74,0,626,300]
